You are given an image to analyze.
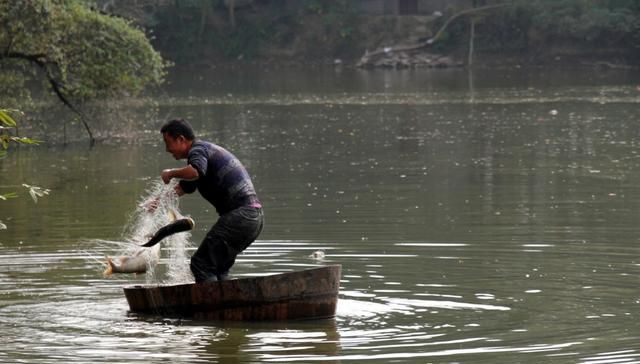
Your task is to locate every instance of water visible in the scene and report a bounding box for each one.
[2,66,640,363]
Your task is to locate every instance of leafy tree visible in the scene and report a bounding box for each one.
[0,0,168,143]
[522,0,640,47]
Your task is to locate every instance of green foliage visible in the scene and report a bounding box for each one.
[473,0,640,53]
[0,109,18,128]
[0,193,18,201]
[22,183,51,204]
[298,0,359,57]
[3,0,639,71]
[214,18,267,59]
[146,0,362,62]
[0,109,40,158]
[0,182,51,229]
[427,0,640,57]
[0,0,168,104]
[0,109,46,227]
[55,2,168,99]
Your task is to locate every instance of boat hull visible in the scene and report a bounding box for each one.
[123,265,341,320]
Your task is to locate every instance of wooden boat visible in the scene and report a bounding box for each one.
[123,265,341,321]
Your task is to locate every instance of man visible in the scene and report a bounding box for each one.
[159,118,263,283]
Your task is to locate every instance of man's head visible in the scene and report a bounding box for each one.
[160,118,195,160]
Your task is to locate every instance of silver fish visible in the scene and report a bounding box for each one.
[103,245,160,276]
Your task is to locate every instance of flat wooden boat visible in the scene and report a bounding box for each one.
[123,265,341,320]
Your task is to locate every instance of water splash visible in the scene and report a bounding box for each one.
[87,180,194,283]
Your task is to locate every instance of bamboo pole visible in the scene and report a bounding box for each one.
[468,18,476,67]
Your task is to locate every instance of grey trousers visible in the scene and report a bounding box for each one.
[190,206,264,283]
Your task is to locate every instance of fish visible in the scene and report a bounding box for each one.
[103,208,193,276]
[103,247,159,276]
[141,217,194,247]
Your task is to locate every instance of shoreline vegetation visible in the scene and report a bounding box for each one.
[1,0,638,143]
[126,0,639,70]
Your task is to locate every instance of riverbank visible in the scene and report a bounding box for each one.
[155,30,638,72]
[144,4,639,71]
[178,51,639,71]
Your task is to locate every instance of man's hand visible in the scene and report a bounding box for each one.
[139,183,184,213]
[161,169,174,184]
[140,196,160,212]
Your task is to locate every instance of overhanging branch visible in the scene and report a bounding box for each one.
[1,51,95,144]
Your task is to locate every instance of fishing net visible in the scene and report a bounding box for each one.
[101,180,195,283]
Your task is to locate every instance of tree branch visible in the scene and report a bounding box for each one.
[1,51,95,145]
[357,3,509,67]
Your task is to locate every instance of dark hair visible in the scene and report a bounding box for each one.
[160,118,195,140]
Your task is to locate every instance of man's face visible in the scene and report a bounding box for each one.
[163,133,189,160]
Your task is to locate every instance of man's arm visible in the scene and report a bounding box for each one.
[161,165,199,184]
[141,166,196,212]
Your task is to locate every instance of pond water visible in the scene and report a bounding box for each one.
[2,66,640,363]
